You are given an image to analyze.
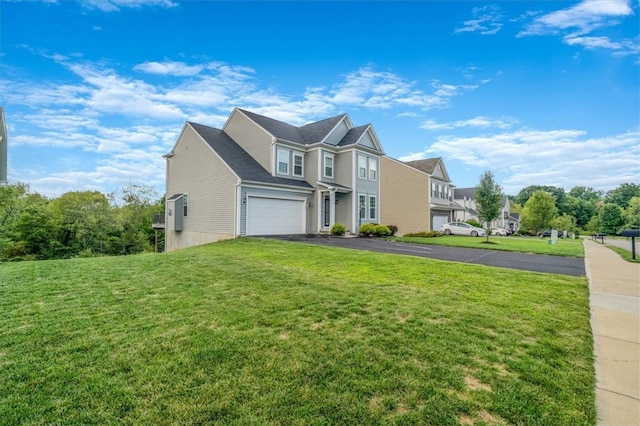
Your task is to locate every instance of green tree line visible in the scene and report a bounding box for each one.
[512,183,640,236]
[0,183,164,261]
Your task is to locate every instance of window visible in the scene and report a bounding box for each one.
[431,183,437,198]
[324,153,334,178]
[183,193,188,217]
[369,159,377,181]
[358,156,367,179]
[277,148,289,175]
[359,194,366,219]
[293,153,303,177]
[369,195,377,220]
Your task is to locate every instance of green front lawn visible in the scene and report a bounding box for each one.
[1,238,595,425]
[392,235,585,258]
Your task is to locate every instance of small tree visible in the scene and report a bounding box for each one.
[475,171,503,242]
[522,190,557,232]
[599,203,625,234]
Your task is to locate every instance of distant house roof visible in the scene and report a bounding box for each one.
[404,158,441,174]
[454,187,476,200]
[189,122,313,190]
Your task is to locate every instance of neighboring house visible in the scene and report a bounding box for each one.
[162,108,384,251]
[380,157,460,236]
[453,187,520,232]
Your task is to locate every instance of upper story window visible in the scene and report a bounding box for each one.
[369,159,377,181]
[324,153,334,178]
[358,155,367,179]
[431,183,437,198]
[293,153,304,177]
[276,147,304,177]
[277,148,289,175]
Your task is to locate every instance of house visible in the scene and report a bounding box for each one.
[453,187,520,232]
[380,157,460,235]
[162,108,384,251]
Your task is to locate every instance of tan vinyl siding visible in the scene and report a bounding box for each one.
[380,156,431,236]
[224,110,273,172]
[165,124,239,251]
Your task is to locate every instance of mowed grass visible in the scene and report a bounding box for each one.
[392,235,585,258]
[1,238,594,425]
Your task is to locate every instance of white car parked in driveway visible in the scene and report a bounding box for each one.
[440,222,486,237]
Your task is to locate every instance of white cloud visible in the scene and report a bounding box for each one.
[134,61,203,76]
[80,0,177,12]
[455,5,504,35]
[518,0,638,57]
[420,116,518,131]
[402,128,640,193]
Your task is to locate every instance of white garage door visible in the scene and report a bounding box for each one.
[432,215,449,232]
[246,196,305,235]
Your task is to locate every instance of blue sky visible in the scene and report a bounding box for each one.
[1,0,638,198]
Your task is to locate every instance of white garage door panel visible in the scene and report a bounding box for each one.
[247,197,305,235]
[432,215,449,231]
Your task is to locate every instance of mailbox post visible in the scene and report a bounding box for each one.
[621,229,640,260]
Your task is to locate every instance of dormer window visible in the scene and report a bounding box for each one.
[293,153,303,177]
[277,148,289,174]
[276,147,304,177]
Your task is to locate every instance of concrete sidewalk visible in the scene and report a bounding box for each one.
[584,239,640,425]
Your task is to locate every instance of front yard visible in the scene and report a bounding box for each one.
[0,238,595,424]
[392,234,585,258]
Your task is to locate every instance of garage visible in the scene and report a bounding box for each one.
[246,196,306,235]
[432,214,449,232]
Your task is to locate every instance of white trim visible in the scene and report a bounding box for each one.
[323,152,335,179]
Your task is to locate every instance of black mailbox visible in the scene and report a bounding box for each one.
[620,229,640,260]
[621,229,640,237]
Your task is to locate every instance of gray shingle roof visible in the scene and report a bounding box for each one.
[337,125,369,147]
[404,158,441,174]
[189,122,312,190]
[454,187,476,200]
[238,108,352,145]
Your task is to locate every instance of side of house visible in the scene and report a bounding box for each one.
[163,108,385,251]
[380,157,459,235]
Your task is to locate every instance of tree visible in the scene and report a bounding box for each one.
[598,203,625,235]
[515,185,568,216]
[624,197,640,229]
[568,186,603,203]
[522,190,557,232]
[606,183,640,209]
[475,171,503,242]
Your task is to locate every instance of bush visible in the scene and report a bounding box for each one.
[403,231,441,238]
[330,223,346,236]
[386,225,398,236]
[358,223,391,237]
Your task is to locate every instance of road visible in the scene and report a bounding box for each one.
[266,235,586,277]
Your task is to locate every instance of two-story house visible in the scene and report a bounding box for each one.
[380,157,459,235]
[454,187,519,232]
[163,108,384,251]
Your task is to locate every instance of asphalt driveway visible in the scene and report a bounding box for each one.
[264,235,586,277]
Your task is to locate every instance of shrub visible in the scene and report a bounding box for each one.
[386,225,398,236]
[373,224,392,237]
[358,223,377,237]
[358,223,391,237]
[330,223,346,236]
[403,231,441,238]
